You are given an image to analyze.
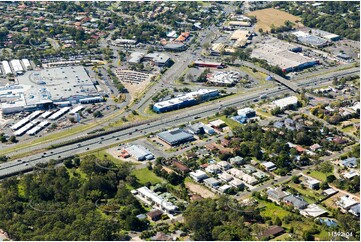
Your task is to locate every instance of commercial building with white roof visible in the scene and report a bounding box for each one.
[1,61,12,75]
[273,96,298,109]
[125,145,154,161]
[27,120,50,135]
[1,66,103,114]
[10,59,24,75]
[207,71,241,86]
[21,59,32,71]
[153,89,219,113]
[251,37,319,73]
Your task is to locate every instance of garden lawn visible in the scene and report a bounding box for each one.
[308,170,331,182]
[131,168,165,185]
[287,182,325,202]
[256,198,291,219]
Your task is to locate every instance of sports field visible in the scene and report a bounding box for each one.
[247,8,303,32]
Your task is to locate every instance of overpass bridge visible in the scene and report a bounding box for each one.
[239,61,299,93]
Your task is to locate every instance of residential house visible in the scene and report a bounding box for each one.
[253,171,268,180]
[349,204,360,217]
[217,161,231,170]
[218,184,232,194]
[229,156,244,165]
[322,188,338,196]
[343,170,359,179]
[190,170,208,182]
[218,172,234,182]
[282,195,308,209]
[333,136,347,144]
[262,161,277,171]
[267,187,289,204]
[242,164,256,174]
[204,177,221,189]
[205,143,218,152]
[295,145,306,153]
[151,232,172,241]
[310,144,321,151]
[258,226,284,239]
[172,161,190,174]
[306,177,320,190]
[147,209,163,221]
[300,204,328,218]
[336,195,358,210]
[341,157,357,168]
[242,174,258,185]
[227,168,245,179]
[273,121,284,129]
[205,164,221,174]
[229,178,244,188]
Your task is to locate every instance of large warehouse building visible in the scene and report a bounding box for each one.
[10,59,24,75]
[153,89,219,113]
[1,61,12,75]
[125,145,154,161]
[157,128,195,146]
[1,66,104,114]
[251,37,319,73]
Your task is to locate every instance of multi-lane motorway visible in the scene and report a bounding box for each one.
[0,66,358,180]
[0,86,290,178]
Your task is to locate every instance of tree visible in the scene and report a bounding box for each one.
[320,181,329,190]
[93,110,103,118]
[291,175,300,184]
[0,155,9,162]
[326,175,336,183]
[274,217,282,226]
[295,132,311,146]
[318,161,333,174]
[302,230,314,241]
[9,135,17,143]
[0,133,7,143]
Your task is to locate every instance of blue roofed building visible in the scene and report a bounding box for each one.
[231,115,248,124]
[349,204,360,217]
[153,89,219,113]
[237,107,256,118]
[341,157,358,168]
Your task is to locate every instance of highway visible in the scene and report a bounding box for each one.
[0,86,290,179]
[0,65,358,179]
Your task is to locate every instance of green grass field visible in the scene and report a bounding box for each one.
[272,233,291,241]
[308,170,331,182]
[256,198,291,219]
[220,116,243,129]
[131,168,165,185]
[256,108,273,118]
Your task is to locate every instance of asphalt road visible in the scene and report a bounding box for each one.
[1,65,357,179]
[0,86,289,178]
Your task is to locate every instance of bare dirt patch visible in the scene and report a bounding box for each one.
[185,181,217,199]
[247,8,303,32]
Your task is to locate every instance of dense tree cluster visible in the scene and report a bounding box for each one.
[183,197,260,240]
[272,1,360,41]
[0,155,148,240]
[227,122,344,173]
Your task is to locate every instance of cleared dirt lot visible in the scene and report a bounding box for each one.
[247,8,303,32]
[185,181,217,199]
